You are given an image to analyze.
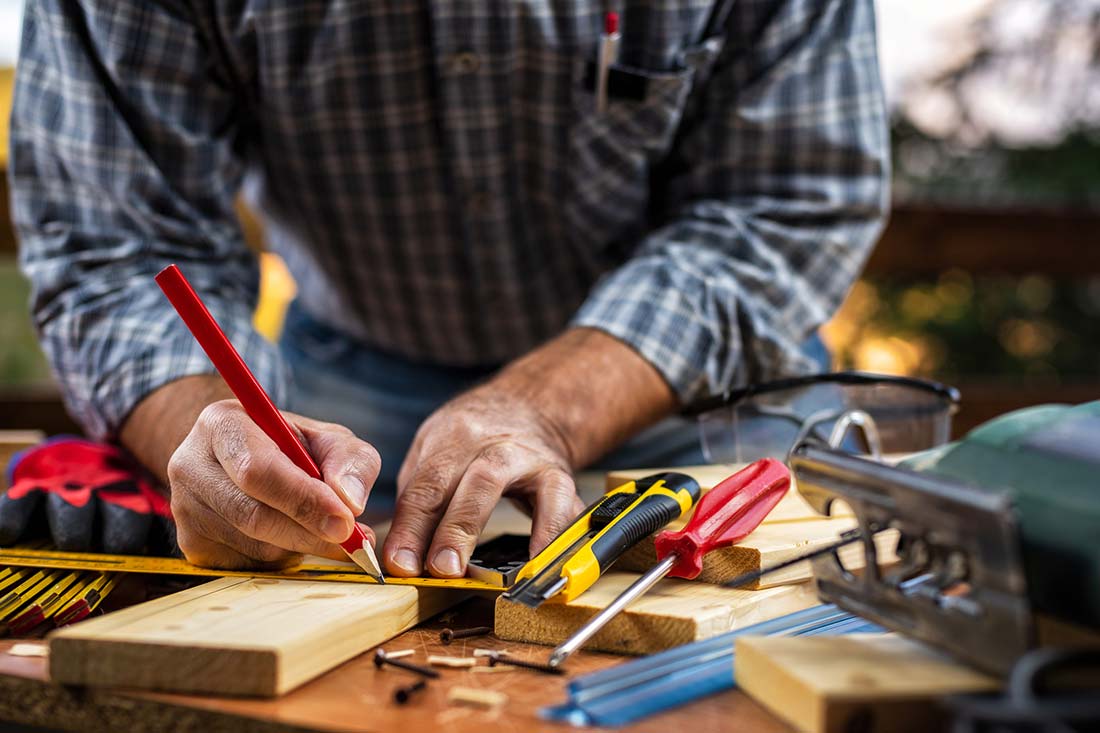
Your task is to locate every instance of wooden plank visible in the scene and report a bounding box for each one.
[617,520,899,589]
[605,464,851,524]
[49,577,458,697]
[607,465,898,588]
[734,633,999,733]
[494,571,819,656]
[0,430,44,491]
[0,609,793,733]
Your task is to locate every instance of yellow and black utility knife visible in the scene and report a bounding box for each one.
[502,472,701,608]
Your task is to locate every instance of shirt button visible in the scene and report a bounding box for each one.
[449,51,481,75]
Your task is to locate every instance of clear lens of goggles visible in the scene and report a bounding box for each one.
[695,375,958,464]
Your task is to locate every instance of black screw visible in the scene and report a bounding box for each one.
[439,625,492,645]
[373,649,440,678]
[393,678,428,704]
[487,651,564,676]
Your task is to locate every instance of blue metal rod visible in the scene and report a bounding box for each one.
[568,603,844,698]
[543,604,882,727]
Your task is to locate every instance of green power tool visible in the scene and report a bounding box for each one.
[790,400,1100,676]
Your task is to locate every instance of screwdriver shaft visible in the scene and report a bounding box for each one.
[549,554,678,668]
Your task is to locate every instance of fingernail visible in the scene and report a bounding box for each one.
[322,515,351,543]
[392,549,420,575]
[339,474,367,512]
[431,549,462,577]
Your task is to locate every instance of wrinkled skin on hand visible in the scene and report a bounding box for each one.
[168,400,381,569]
[383,384,585,578]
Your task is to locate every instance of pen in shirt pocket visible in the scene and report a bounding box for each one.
[596,11,621,114]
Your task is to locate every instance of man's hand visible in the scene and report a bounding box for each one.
[383,328,677,578]
[166,400,381,569]
[384,384,585,578]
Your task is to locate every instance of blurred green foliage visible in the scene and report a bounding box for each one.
[893,122,1100,210]
[831,271,1100,381]
[0,259,49,385]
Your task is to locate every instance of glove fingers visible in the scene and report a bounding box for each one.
[148,515,181,558]
[46,491,97,551]
[99,501,153,555]
[0,490,44,545]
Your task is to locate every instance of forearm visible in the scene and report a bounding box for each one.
[120,376,233,484]
[492,327,677,469]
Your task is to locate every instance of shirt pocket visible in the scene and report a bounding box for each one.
[564,42,722,258]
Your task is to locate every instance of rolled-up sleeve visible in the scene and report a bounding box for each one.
[572,0,889,402]
[10,1,285,439]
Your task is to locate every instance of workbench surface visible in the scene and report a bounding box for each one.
[0,596,788,733]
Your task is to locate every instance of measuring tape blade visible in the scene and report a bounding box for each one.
[0,547,502,592]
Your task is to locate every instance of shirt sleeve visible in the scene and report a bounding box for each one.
[572,0,889,402]
[10,2,286,440]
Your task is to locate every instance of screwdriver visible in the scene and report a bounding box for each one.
[547,459,790,668]
[504,473,701,608]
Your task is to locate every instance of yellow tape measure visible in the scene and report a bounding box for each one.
[0,547,502,592]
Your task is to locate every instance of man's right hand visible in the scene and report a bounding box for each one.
[167,400,382,569]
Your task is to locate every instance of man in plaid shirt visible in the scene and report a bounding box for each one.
[11,0,888,577]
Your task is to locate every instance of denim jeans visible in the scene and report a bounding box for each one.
[279,301,829,509]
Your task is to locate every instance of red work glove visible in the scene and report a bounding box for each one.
[1,438,176,555]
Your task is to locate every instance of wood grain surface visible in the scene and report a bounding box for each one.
[494,571,820,654]
[735,633,998,733]
[49,577,457,696]
[605,464,896,588]
[0,430,44,490]
[0,597,790,733]
[618,520,900,589]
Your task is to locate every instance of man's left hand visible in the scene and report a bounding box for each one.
[383,381,584,578]
[381,327,678,579]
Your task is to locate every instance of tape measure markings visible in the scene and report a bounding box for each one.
[0,547,502,592]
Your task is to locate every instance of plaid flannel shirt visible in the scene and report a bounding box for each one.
[11,0,888,440]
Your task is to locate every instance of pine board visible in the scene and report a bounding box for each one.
[618,520,899,588]
[494,571,819,655]
[735,634,999,733]
[0,431,45,491]
[49,577,458,696]
[607,464,897,588]
[605,464,848,524]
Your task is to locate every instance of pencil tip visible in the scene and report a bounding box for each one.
[349,541,386,584]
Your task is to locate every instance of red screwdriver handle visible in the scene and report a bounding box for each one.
[654,458,790,579]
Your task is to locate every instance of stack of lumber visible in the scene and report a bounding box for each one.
[607,465,897,588]
[495,463,883,654]
[494,572,819,655]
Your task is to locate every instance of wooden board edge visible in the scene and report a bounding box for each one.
[735,634,820,733]
[494,580,820,656]
[275,585,459,694]
[48,580,465,698]
[50,639,280,697]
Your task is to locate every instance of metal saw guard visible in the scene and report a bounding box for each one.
[790,444,1035,675]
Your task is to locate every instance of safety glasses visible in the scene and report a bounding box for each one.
[684,372,960,464]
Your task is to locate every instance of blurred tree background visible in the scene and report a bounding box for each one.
[824,0,1100,390]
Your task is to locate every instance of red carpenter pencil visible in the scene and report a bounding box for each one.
[155,264,384,582]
